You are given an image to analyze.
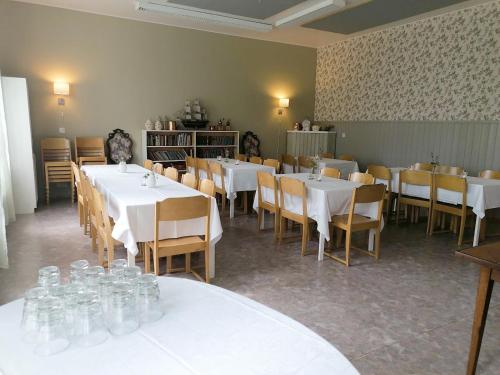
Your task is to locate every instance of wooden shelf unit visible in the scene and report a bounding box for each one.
[142,129,239,170]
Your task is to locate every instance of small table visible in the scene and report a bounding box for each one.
[456,242,500,375]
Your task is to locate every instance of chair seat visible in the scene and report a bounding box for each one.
[434,201,473,215]
[147,236,206,255]
[332,214,379,231]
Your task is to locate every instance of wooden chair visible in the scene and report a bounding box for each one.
[256,171,279,238]
[163,167,179,182]
[348,172,375,184]
[209,162,227,214]
[413,162,433,172]
[281,154,296,174]
[338,154,354,161]
[263,159,280,174]
[144,196,211,282]
[144,159,153,170]
[198,178,215,197]
[327,184,385,266]
[396,169,433,233]
[249,156,263,165]
[196,158,211,181]
[236,154,247,162]
[181,173,198,189]
[41,138,73,204]
[75,137,106,166]
[153,163,164,175]
[321,152,334,159]
[480,170,500,179]
[298,156,314,173]
[92,186,120,267]
[321,167,341,179]
[430,174,472,246]
[185,156,197,179]
[71,162,85,228]
[80,174,97,251]
[367,165,393,221]
[434,165,464,176]
[278,177,314,256]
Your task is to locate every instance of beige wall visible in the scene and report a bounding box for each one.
[0,0,316,167]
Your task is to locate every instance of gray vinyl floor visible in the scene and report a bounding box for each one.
[2,202,500,375]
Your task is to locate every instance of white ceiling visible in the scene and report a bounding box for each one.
[13,0,495,47]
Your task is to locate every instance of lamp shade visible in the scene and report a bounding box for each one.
[279,98,289,108]
[53,81,69,96]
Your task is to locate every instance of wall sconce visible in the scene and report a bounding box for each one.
[278,98,289,115]
[53,81,69,105]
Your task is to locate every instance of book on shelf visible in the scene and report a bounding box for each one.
[196,148,235,159]
[196,135,235,146]
[147,133,192,146]
[148,149,189,161]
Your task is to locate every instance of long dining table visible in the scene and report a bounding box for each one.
[81,164,223,277]
[253,173,382,261]
[377,168,500,246]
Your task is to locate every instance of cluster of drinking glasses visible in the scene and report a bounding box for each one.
[21,259,164,356]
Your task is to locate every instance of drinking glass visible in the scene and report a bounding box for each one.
[69,260,89,283]
[73,292,108,347]
[21,287,49,344]
[37,266,60,288]
[62,284,87,338]
[137,274,163,324]
[109,259,128,278]
[34,297,69,356]
[83,266,105,293]
[122,266,142,282]
[107,281,139,335]
[98,274,118,318]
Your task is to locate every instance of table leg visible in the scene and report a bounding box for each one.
[127,251,136,267]
[467,266,494,375]
[260,210,266,230]
[318,233,325,261]
[473,215,481,247]
[209,243,216,278]
[368,229,375,251]
[229,197,235,219]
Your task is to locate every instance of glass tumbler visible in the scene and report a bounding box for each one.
[122,266,142,283]
[61,283,86,338]
[73,292,108,347]
[98,274,118,319]
[109,259,128,278]
[137,274,163,324]
[107,281,139,335]
[21,287,49,343]
[69,259,89,283]
[83,266,105,293]
[34,297,69,356]
[37,266,61,288]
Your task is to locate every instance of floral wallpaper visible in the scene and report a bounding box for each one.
[314,1,500,121]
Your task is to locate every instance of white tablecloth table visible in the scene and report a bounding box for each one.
[189,159,275,219]
[253,173,382,261]
[377,168,500,246]
[316,158,360,179]
[81,165,223,277]
[0,277,359,375]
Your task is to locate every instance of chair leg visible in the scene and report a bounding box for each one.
[91,225,97,251]
[273,211,279,240]
[480,219,486,241]
[222,193,226,214]
[144,244,150,273]
[257,208,263,231]
[97,236,104,266]
[458,214,466,246]
[345,230,351,267]
[429,208,436,236]
[166,256,173,273]
[336,228,343,248]
[204,248,210,283]
[70,180,74,204]
[153,248,159,276]
[374,229,381,260]
[278,215,285,243]
[396,198,401,225]
[301,222,308,256]
[243,191,248,214]
[185,254,191,273]
[108,242,114,266]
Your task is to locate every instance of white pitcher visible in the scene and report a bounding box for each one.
[146,173,157,188]
[118,161,127,173]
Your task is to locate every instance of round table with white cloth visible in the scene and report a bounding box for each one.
[0,277,359,375]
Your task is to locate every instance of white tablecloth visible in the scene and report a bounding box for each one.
[253,173,382,242]
[316,158,360,179]
[81,165,223,273]
[189,159,275,199]
[0,277,359,375]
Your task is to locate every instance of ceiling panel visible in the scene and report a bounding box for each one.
[304,0,470,34]
[168,0,308,20]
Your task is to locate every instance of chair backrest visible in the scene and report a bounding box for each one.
[347,184,385,224]
[279,176,307,218]
[198,178,215,197]
[181,173,198,189]
[413,162,433,172]
[75,137,105,160]
[281,154,296,173]
[338,154,354,161]
[80,174,96,217]
[208,162,225,191]
[480,169,500,179]
[196,158,211,179]
[41,138,71,162]
[91,185,113,241]
[434,165,464,176]
[321,152,334,159]
[154,196,210,243]
[236,154,247,162]
[249,156,263,165]
[399,169,432,187]
[433,174,467,206]
[348,172,375,184]
[298,156,314,172]
[367,165,391,181]
[163,167,179,181]
[257,171,278,208]
[263,159,280,173]
[321,167,341,179]
[71,161,80,183]
[144,159,153,170]
[79,156,107,167]
[153,163,164,174]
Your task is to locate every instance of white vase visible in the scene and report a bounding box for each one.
[154,120,163,130]
[118,161,127,173]
[145,119,154,130]
[146,173,157,188]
